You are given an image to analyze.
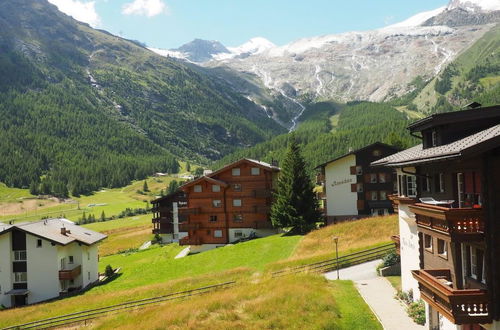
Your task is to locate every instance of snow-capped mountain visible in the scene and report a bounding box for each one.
[448,0,500,12]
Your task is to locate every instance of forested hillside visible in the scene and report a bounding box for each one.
[213,102,417,172]
[0,0,284,196]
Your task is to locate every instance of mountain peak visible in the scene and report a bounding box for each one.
[173,39,229,62]
[447,0,500,12]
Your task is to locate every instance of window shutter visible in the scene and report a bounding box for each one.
[350,166,356,175]
[351,184,357,192]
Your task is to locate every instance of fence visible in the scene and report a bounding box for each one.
[271,243,395,277]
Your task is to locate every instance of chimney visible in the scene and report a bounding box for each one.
[61,227,67,236]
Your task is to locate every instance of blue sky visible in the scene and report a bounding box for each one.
[49,0,450,49]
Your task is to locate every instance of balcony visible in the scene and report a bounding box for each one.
[412,269,490,324]
[408,203,484,240]
[179,237,201,246]
[59,265,81,280]
[152,217,172,224]
[388,194,417,212]
[179,223,200,231]
[391,235,400,255]
[178,207,200,215]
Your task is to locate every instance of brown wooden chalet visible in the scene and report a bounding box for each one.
[177,159,280,248]
[373,104,500,328]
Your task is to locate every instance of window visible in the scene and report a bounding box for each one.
[233,184,242,192]
[212,200,222,207]
[214,230,223,238]
[355,166,363,175]
[14,250,27,261]
[251,167,260,175]
[431,130,438,147]
[370,173,377,183]
[357,183,363,193]
[370,191,378,200]
[407,176,417,197]
[235,231,243,238]
[373,149,381,156]
[212,185,220,192]
[209,215,217,222]
[378,173,386,183]
[380,191,387,200]
[422,175,431,192]
[36,239,42,248]
[14,272,27,283]
[193,185,202,193]
[439,173,445,193]
[457,173,464,207]
[233,214,243,222]
[88,252,90,261]
[437,239,447,258]
[232,168,240,176]
[68,256,74,264]
[233,199,242,207]
[424,234,433,251]
[467,246,485,282]
[471,246,478,279]
[88,272,91,281]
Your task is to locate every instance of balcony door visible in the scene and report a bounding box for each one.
[60,257,66,271]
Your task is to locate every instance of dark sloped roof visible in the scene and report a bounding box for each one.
[372,124,500,167]
[315,142,400,169]
[407,105,500,132]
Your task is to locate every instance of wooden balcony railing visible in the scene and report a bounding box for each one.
[152,217,172,224]
[178,207,200,215]
[59,265,81,280]
[179,223,200,231]
[391,235,400,255]
[408,203,484,240]
[412,269,490,324]
[179,237,201,246]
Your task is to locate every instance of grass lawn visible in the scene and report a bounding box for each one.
[386,276,402,292]
[90,276,381,329]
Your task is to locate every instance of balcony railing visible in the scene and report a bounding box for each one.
[179,237,201,246]
[408,203,484,239]
[391,235,400,255]
[412,269,490,324]
[152,217,172,224]
[59,265,81,280]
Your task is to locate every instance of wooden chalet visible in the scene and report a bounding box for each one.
[151,190,187,243]
[373,105,500,329]
[177,158,280,251]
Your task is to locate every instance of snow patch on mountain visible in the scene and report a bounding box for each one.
[447,0,500,12]
[214,37,276,60]
[148,47,188,60]
[386,6,447,28]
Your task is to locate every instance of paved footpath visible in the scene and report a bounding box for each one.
[325,261,424,330]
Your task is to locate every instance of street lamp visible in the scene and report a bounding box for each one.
[333,236,339,280]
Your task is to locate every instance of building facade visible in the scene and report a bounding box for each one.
[0,219,106,308]
[177,159,279,252]
[151,190,188,244]
[373,105,500,329]
[315,142,399,224]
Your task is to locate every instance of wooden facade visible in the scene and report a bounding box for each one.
[378,105,500,327]
[178,159,279,246]
[151,191,187,235]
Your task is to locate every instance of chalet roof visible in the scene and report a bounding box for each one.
[151,189,185,204]
[209,158,280,177]
[0,222,13,234]
[3,218,107,246]
[314,142,400,169]
[407,105,500,133]
[372,124,500,167]
[179,176,229,189]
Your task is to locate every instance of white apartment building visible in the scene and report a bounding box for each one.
[0,218,106,308]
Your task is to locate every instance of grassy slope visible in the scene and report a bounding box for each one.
[91,276,381,330]
[0,214,397,327]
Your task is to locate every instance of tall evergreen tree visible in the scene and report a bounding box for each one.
[143,180,149,192]
[270,134,322,234]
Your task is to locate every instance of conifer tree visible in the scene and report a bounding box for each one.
[100,211,106,222]
[270,134,322,234]
[143,180,149,192]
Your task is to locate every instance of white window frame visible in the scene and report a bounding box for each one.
[193,185,202,193]
[233,199,242,207]
[13,250,27,261]
[457,173,464,207]
[424,234,433,251]
[233,214,243,222]
[355,166,363,175]
[371,191,378,200]
[251,167,260,176]
[232,168,241,176]
[212,185,220,192]
[471,246,478,279]
[407,175,417,197]
[378,173,386,183]
[212,200,222,208]
[14,272,27,283]
[68,256,74,264]
[214,230,223,238]
[235,231,243,238]
[357,183,363,193]
[437,239,447,259]
[370,173,377,183]
[380,191,387,200]
[432,130,438,147]
[439,173,445,193]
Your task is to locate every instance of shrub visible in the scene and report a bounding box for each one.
[396,289,413,305]
[105,265,114,277]
[407,299,426,325]
[154,233,162,244]
[382,251,400,267]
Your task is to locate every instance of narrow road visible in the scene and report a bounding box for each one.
[324,261,425,330]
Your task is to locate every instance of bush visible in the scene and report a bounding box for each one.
[154,233,162,244]
[407,299,426,325]
[396,289,413,305]
[105,264,114,277]
[382,251,400,267]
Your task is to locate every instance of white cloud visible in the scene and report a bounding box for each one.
[122,0,168,17]
[48,0,101,27]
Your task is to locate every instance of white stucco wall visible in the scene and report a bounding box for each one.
[324,154,357,217]
[398,202,421,299]
[80,244,99,288]
[26,234,59,304]
[0,232,12,307]
[228,228,278,243]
